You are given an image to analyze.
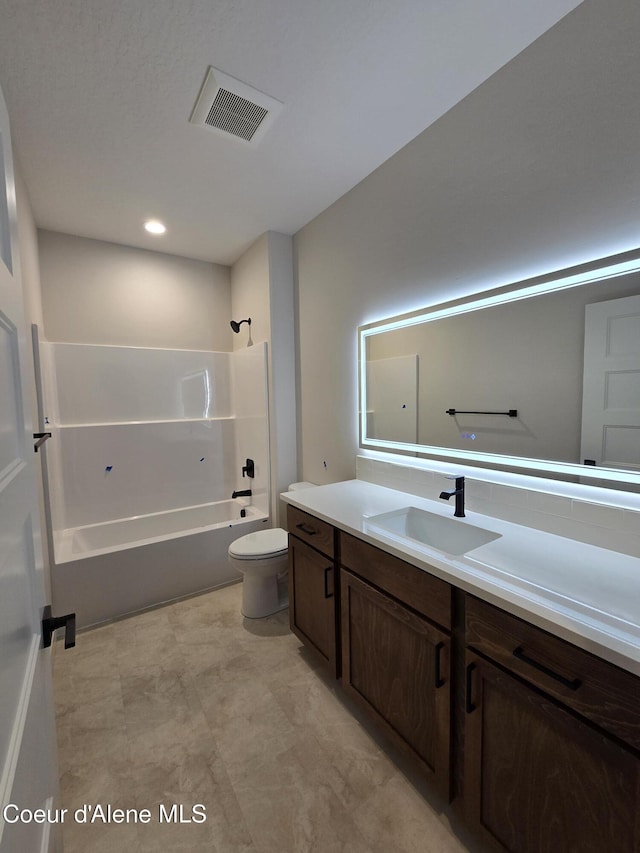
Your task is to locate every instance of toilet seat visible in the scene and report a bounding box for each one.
[228,528,288,560]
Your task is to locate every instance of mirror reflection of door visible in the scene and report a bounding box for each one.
[581,294,640,470]
[366,354,418,444]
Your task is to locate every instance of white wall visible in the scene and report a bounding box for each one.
[38,230,232,350]
[294,0,640,487]
[231,232,297,523]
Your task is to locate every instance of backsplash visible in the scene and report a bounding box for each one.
[357,453,640,558]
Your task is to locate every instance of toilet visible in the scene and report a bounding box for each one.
[228,482,315,618]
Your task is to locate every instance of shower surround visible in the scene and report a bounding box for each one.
[38,340,270,627]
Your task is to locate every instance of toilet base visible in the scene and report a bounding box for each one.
[241,572,289,619]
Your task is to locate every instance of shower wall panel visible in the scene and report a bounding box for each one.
[39,341,271,549]
[58,419,236,528]
[50,343,232,424]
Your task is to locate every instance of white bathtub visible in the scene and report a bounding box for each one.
[55,499,266,562]
[52,499,270,627]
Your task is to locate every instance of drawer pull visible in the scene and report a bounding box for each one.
[434,642,445,688]
[465,662,476,713]
[296,523,317,536]
[513,646,582,691]
[323,566,334,599]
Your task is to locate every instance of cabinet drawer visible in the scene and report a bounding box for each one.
[287,506,335,558]
[466,595,640,749]
[340,532,452,630]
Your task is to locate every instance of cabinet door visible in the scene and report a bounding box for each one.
[341,569,451,797]
[464,651,640,853]
[288,535,337,676]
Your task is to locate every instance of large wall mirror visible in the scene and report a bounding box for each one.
[359,250,640,490]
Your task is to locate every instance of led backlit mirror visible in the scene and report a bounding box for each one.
[359,250,640,490]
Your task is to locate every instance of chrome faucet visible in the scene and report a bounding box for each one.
[439,475,465,517]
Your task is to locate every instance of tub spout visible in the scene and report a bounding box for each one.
[232,489,252,499]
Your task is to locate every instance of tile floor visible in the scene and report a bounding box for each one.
[53,582,480,853]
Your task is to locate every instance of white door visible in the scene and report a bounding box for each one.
[581,293,640,470]
[0,86,61,852]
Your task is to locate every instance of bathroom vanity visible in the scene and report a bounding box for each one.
[284,480,640,853]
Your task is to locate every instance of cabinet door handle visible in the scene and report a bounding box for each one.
[296,523,317,536]
[434,642,445,688]
[323,566,334,599]
[512,646,581,691]
[465,662,476,713]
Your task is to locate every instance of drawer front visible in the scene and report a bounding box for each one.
[340,532,452,630]
[287,505,335,559]
[466,595,640,749]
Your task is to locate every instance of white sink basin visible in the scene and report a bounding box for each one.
[366,506,501,556]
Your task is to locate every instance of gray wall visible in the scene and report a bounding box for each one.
[39,230,232,350]
[230,233,271,352]
[294,0,640,485]
[267,232,298,519]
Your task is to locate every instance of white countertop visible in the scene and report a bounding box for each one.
[281,480,640,677]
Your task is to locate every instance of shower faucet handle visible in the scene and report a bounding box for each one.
[242,458,255,478]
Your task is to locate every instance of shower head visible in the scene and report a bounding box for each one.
[230,318,251,333]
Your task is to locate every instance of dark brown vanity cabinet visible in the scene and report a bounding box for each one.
[464,596,640,853]
[286,506,640,852]
[287,506,339,677]
[339,533,453,798]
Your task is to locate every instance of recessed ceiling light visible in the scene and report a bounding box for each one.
[144,220,166,235]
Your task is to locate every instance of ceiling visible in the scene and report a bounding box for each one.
[0,0,583,266]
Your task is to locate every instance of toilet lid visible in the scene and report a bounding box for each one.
[229,528,289,559]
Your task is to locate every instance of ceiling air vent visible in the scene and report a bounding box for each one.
[189,67,283,145]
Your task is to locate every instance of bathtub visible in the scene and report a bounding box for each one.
[52,499,270,627]
[54,499,266,562]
